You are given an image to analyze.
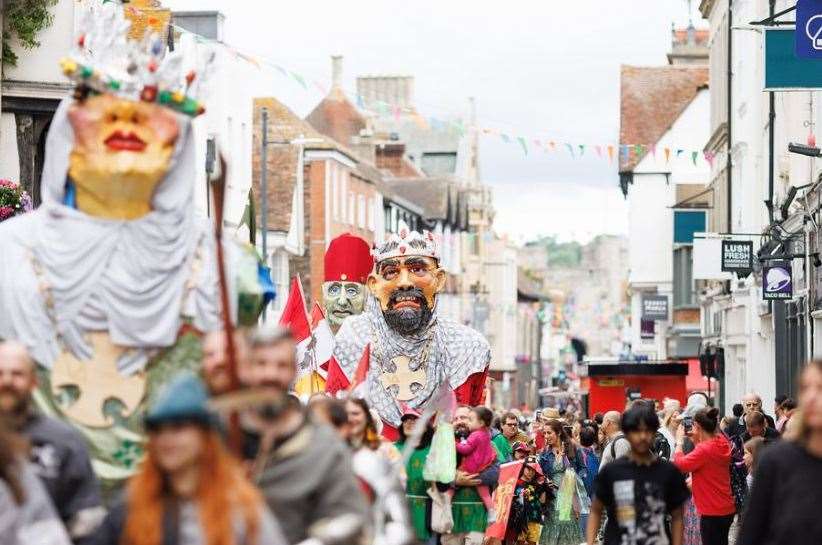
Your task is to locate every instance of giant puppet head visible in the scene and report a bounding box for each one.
[367,228,446,336]
[58,5,209,221]
[322,233,373,333]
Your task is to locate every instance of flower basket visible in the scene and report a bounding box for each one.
[0,179,33,222]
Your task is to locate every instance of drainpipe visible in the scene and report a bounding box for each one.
[767,0,776,224]
[727,0,733,234]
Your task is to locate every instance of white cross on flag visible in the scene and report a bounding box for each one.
[278,276,334,396]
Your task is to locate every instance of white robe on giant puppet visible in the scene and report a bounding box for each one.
[0,4,221,481]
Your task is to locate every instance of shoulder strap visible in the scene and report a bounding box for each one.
[609,433,625,459]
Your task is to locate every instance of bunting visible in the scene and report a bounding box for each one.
[120,0,720,168]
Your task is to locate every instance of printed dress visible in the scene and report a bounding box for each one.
[539,452,585,545]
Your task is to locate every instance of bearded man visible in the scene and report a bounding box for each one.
[329,228,490,439]
[0,5,222,482]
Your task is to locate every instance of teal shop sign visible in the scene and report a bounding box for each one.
[765,28,822,90]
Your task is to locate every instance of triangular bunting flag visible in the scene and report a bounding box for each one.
[607,145,614,163]
[691,151,698,165]
[595,145,603,158]
[290,71,307,89]
[517,136,528,155]
[565,143,575,158]
[578,144,585,156]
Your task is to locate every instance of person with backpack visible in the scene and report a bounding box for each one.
[599,411,629,468]
[674,407,736,545]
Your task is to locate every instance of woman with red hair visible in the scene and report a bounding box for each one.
[93,374,285,545]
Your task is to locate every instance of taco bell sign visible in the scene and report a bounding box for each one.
[763,262,793,300]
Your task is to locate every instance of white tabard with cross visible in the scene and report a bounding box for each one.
[378,355,427,401]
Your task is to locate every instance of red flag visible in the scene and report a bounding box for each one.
[348,344,370,392]
[279,277,310,342]
[485,461,525,539]
[325,356,351,394]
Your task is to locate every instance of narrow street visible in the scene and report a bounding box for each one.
[0,1,820,545]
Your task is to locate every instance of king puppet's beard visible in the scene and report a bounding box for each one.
[383,287,433,335]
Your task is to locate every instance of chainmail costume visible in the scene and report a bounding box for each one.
[333,297,490,427]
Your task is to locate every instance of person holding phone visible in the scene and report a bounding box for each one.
[673,408,736,545]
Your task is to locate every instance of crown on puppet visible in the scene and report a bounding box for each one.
[324,233,373,284]
[59,3,214,117]
[372,226,440,263]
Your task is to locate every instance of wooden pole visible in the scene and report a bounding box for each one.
[209,156,243,453]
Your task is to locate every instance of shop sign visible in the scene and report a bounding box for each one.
[641,294,669,321]
[765,28,822,90]
[721,240,753,272]
[796,0,822,59]
[763,262,793,300]
[597,379,624,387]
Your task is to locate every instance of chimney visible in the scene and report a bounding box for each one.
[356,75,415,111]
[331,55,343,89]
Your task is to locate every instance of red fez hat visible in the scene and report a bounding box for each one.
[324,233,373,284]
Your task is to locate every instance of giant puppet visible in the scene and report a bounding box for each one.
[0,5,223,481]
[322,233,373,333]
[330,228,490,438]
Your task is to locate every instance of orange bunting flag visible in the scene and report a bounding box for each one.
[607,145,615,162]
[549,140,557,152]
[664,147,671,163]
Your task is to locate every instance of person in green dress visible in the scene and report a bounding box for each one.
[538,419,589,545]
[395,407,435,543]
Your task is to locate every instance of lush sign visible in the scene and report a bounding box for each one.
[721,240,753,272]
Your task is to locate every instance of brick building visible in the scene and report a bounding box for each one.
[252,97,382,311]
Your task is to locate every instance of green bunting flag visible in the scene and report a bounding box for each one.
[517,136,528,155]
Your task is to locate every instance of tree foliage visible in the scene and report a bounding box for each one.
[2,0,59,68]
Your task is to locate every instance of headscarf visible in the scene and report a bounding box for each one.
[0,97,221,373]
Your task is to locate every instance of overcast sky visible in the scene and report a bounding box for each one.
[167,0,703,243]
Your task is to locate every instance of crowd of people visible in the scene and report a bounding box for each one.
[1,332,822,545]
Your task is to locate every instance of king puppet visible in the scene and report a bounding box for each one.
[329,228,490,439]
[0,5,230,481]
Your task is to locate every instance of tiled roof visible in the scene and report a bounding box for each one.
[305,87,367,148]
[383,177,466,228]
[619,65,708,172]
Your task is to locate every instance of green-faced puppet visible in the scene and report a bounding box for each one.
[322,233,373,333]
